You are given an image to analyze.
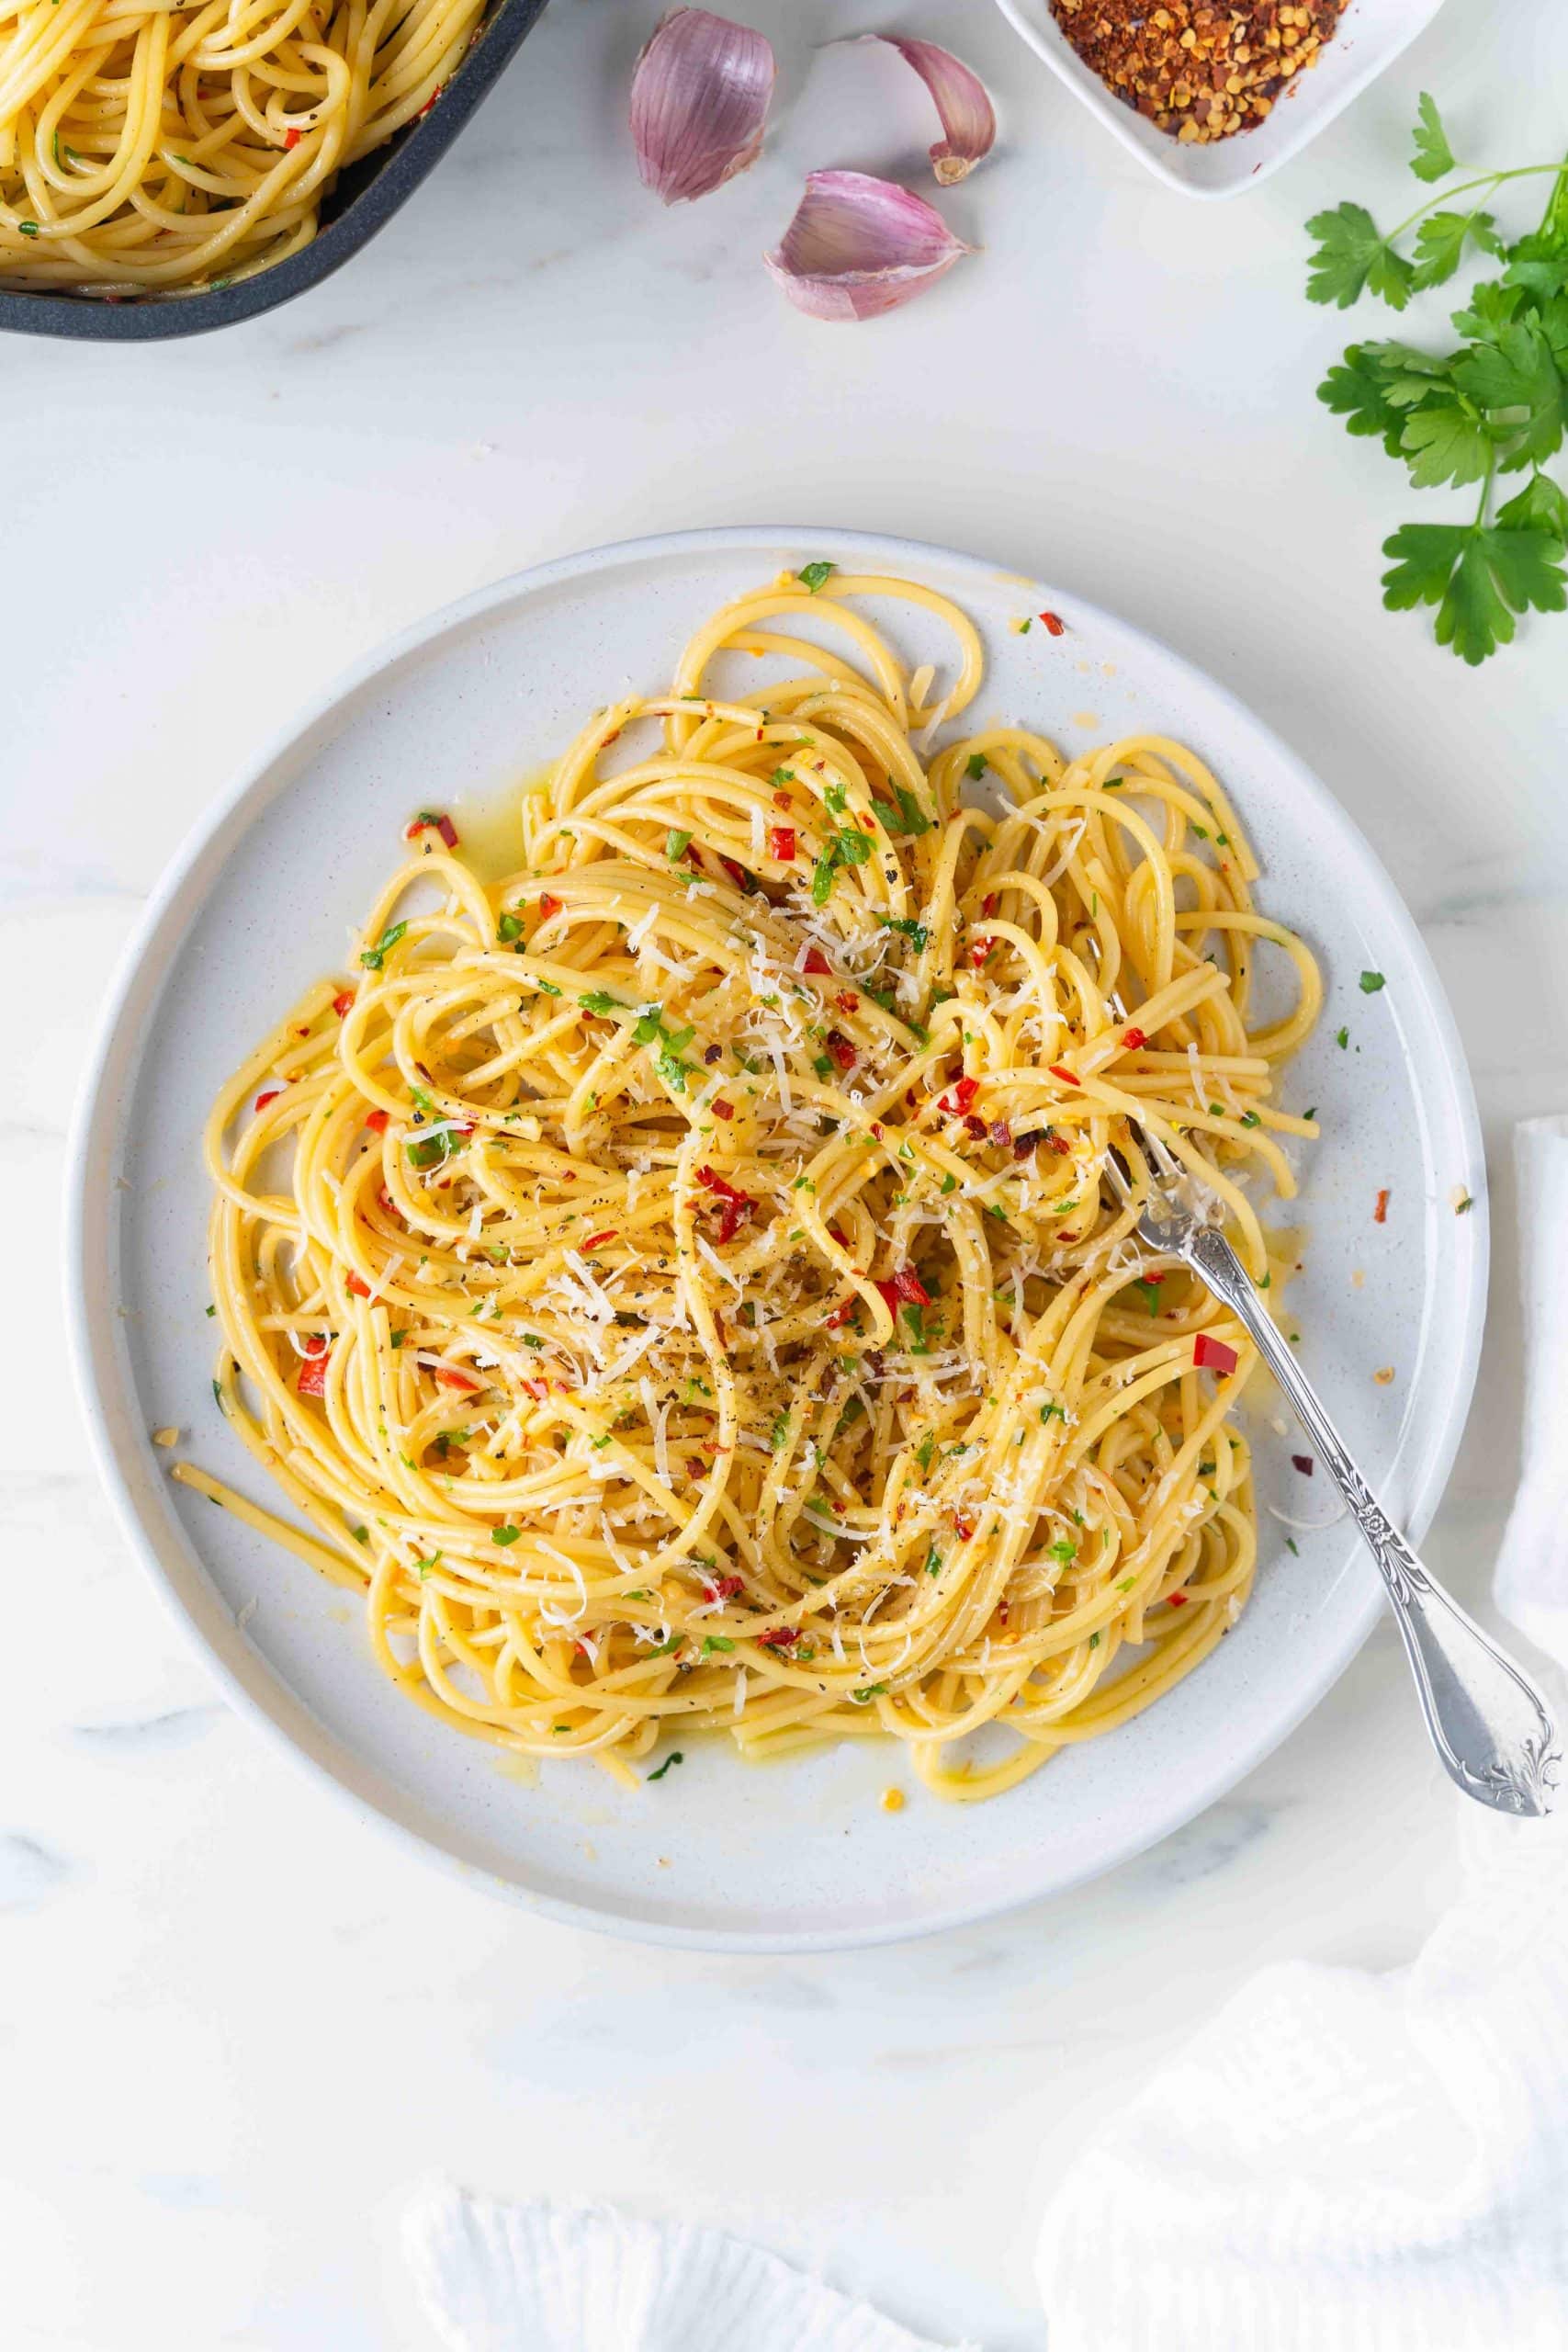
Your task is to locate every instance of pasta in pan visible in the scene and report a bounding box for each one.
[178,571,1322,1799]
[0,0,483,289]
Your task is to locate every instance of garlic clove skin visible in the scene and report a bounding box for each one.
[864,34,998,184]
[630,7,776,207]
[763,169,972,323]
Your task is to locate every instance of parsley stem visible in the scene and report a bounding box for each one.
[1385,163,1564,247]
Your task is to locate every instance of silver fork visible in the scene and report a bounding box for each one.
[1106,1127,1558,1817]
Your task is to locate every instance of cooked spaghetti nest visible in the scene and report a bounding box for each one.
[184,570,1323,1801]
[0,0,484,290]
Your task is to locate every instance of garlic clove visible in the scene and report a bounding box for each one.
[863,34,998,184]
[629,7,776,207]
[763,169,971,323]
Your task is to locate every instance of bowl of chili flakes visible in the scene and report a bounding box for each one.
[992,0,1448,197]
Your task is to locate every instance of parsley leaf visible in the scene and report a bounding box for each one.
[1410,91,1456,186]
[1411,208,1500,290]
[797,561,835,593]
[1306,202,1415,311]
[1382,520,1567,663]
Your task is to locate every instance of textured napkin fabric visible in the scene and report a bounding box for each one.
[1037,1115,1568,2352]
[404,2182,976,2352]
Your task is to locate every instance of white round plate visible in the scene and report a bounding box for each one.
[68,528,1485,1952]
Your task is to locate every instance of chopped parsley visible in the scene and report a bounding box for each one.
[796,560,836,593]
[648,1750,684,1781]
[359,919,407,970]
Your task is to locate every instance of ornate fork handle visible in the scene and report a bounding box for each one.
[1183,1225,1558,1817]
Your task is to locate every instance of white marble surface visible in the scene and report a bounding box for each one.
[6,0,1568,2344]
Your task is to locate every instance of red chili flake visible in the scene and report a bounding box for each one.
[1193,1333,1238,1376]
[1373,1188,1390,1225]
[718,854,756,894]
[756,1626,797,1648]
[378,1188,399,1216]
[890,1266,932,1306]
[1048,1064,1080,1087]
[347,1272,372,1298]
[436,1366,480,1392]
[697,1166,748,1205]
[297,1351,330,1397]
[980,893,998,919]
[301,1333,328,1358]
[870,1122,884,1139]
[435,814,458,849]
[333,991,355,1018]
[1039,611,1066,637]
[1058,1232,1077,1242]
[1122,1026,1148,1049]
[773,790,793,811]
[826,1223,846,1244]
[417,82,443,116]
[1167,1590,1189,1607]
[686,1456,707,1478]
[582,1230,617,1251]
[1045,1130,1071,1156]
[704,1576,744,1603]
[365,1109,389,1133]
[826,1031,856,1072]
[1292,1454,1314,1476]
[989,1119,1012,1148]
[284,126,301,148]
[940,1076,980,1116]
[825,1295,857,1329]
[963,1114,987,1140]
[712,1099,734,1121]
[703,1044,722,1066]
[537,892,561,921]
[521,1378,548,1400]
[254,1088,284,1111]
[1012,1131,1039,1159]
[769,826,796,863]
[803,947,831,975]
[953,1510,976,1541]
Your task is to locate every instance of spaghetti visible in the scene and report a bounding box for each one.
[182,571,1323,1799]
[0,0,484,290]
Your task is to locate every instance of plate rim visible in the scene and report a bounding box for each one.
[65,524,1488,1952]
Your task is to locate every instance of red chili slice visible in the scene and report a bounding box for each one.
[826,1031,856,1072]
[953,1510,976,1541]
[300,1333,328,1358]
[718,855,755,894]
[333,991,355,1019]
[773,790,794,811]
[1122,1026,1148,1049]
[824,1295,857,1329]
[1167,1590,1189,1607]
[254,1088,284,1111]
[696,1166,749,1205]
[1039,611,1066,636]
[1048,1064,1080,1087]
[435,814,458,849]
[1192,1333,1238,1376]
[803,947,831,975]
[968,938,992,969]
[963,1114,987,1140]
[347,1273,372,1298]
[582,1230,617,1251]
[284,126,301,148]
[297,1351,330,1396]
[704,1576,744,1603]
[834,991,859,1014]
[1292,1453,1314,1476]
[890,1266,931,1306]
[538,892,562,921]
[769,826,796,863]
[712,1100,734,1120]
[365,1109,389,1133]
[436,1366,480,1392]
[939,1075,980,1117]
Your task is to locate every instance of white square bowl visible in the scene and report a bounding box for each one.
[991,0,1449,197]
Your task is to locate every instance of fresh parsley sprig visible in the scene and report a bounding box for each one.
[1307,96,1568,664]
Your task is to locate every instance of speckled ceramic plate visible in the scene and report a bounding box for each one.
[67,527,1486,1951]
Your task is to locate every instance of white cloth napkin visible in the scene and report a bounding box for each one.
[403,2180,975,2352]
[1036,1114,1568,2352]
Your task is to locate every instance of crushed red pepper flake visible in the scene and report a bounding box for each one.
[1049,0,1349,144]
